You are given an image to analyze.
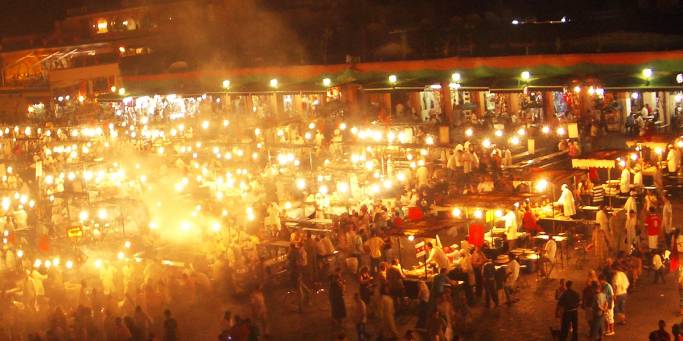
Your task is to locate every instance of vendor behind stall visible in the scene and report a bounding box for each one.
[619,166,631,194]
[667,144,681,174]
[424,242,449,270]
[522,206,542,236]
[503,208,519,250]
[555,184,577,217]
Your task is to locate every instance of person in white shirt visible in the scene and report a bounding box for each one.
[596,205,610,232]
[544,238,558,264]
[623,193,638,215]
[446,151,457,178]
[504,256,520,304]
[463,149,473,174]
[619,166,631,194]
[502,147,513,167]
[631,167,643,190]
[265,202,281,238]
[667,144,681,174]
[555,184,576,217]
[612,268,630,325]
[662,195,673,238]
[416,164,429,188]
[540,238,557,278]
[652,252,665,284]
[425,242,450,270]
[454,145,464,169]
[625,210,638,250]
[503,208,519,249]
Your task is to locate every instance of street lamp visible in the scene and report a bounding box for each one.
[451,72,461,82]
[388,74,398,85]
[322,78,332,87]
[270,78,279,88]
[222,80,231,89]
[676,73,683,84]
[642,68,653,79]
[520,71,531,82]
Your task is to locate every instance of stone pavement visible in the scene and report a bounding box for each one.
[261,254,679,341]
[259,202,683,340]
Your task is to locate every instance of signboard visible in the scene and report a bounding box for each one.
[568,123,579,138]
[67,226,83,238]
[415,241,426,258]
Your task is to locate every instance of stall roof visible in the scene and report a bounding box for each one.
[443,193,540,209]
[626,136,674,149]
[109,50,683,96]
[516,168,586,184]
[388,218,457,238]
[571,149,626,169]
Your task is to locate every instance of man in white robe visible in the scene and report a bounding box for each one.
[667,145,681,174]
[555,184,576,216]
[623,193,638,214]
[619,166,631,194]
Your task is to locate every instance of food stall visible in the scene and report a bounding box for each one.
[571,149,624,207]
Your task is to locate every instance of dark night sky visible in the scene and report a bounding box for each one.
[1,0,682,36]
[0,0,112,35]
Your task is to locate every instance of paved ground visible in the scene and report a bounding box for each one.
[254,202,683,341]
[259,255,680,341]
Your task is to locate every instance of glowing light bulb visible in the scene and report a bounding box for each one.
[535,179,548,192]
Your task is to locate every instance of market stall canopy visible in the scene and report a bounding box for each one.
[112,50,683,96]
[518,169,586,185]
[388,218,457,238]
[626,136,673,150]
[571,150,625,169]
[443,193,539,209]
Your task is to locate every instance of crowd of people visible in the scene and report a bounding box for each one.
[1,103,682,341]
